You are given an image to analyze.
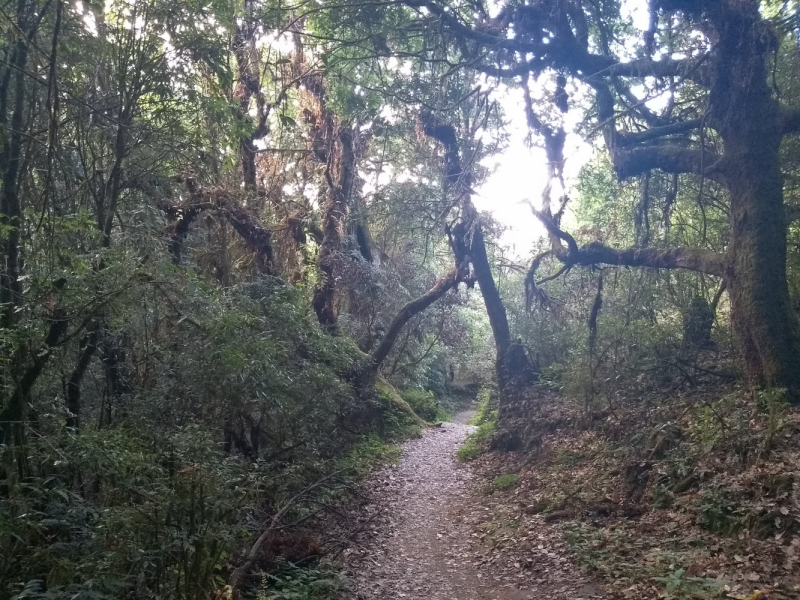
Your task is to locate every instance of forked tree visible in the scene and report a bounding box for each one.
[400,0,800,399]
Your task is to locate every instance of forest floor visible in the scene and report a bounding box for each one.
[338,410,606,600]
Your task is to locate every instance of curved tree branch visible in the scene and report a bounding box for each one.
[163,178,275,272]
[364,266,463,376]
[528,209,728,278]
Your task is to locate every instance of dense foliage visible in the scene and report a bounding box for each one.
[3,0,800,597]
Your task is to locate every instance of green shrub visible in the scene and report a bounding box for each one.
[492,473,520,491]
[257,563,344,600]
[339,434,401,479]
[401,389,449,422]
[0,274,423,600]
[468,386,497,426]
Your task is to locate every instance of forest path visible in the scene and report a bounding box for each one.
[342,411,604,600]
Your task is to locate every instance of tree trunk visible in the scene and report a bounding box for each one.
[0,311,66,475]
[455,221,537,400]
[725,148,800,394]
[0,0,31,329]
[709,6,800,398]
[682,297,714,351]
[420,111,537,402]
[313,129,354,331]
[65,323,100,429]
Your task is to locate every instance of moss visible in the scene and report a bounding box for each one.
[468,386,497,426]
[458,386,498,461]
[457,421,496,461]
[492,473,520,491]
[401,389,450,422]
[374,376,429,430]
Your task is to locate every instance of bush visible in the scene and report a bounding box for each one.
[401,389,449,422]
[492,473,520,491]
[0,271,422,600]
[257,563,345,600]
[458,386,498,461]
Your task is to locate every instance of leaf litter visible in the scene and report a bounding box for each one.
[338,411,606,599]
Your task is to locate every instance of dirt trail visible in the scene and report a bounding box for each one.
[342,411,604,600]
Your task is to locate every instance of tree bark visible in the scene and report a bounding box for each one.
[730,182,800,392]
[421,112,537,401]
[0,0,32,329]
[0,311,67,453]
[65,323,100,429]
[313,129,355,331]
[721,112,800,393]
[233,1,268,190]
[454,221,537,398]
[707,3,800,396]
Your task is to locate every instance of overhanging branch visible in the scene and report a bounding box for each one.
[525,209,728,313]
[541,206,725,276]
[572,242,727,277]
[617,119,704,146]
[365,266,462,375]
[612,145,727,184]
[405,1,707,83]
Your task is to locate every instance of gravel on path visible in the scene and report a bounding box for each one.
[341,413,605,600]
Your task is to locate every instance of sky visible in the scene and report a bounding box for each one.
[474,0,653,259]
[472,89,593,259]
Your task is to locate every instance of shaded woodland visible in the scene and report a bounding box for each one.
[1,0,800,597]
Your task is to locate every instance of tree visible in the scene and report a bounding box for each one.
[1,1,489,594]
[419,111,538,400]
[399,0,800,399]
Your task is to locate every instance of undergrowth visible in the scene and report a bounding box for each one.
[0,278,425,600]
[479,377,800,599]
[458,386,498,461]
[338,434,402,479]
[564,522,727,600]
[491,473,520,491]
[401,389,451,422]
[257,563,345,600]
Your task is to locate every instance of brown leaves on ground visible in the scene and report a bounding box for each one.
[338,413,605,599]
[473,386,800,600]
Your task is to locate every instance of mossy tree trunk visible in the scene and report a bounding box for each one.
[713,26,800,393]
[508,0,800,400]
